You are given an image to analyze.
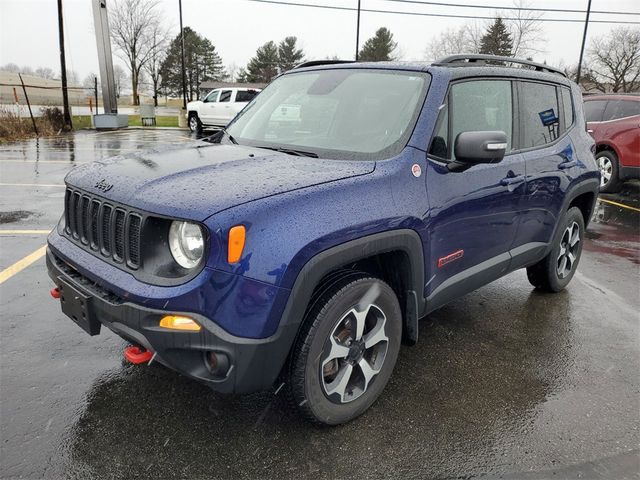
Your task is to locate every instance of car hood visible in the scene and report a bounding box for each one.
[64,142,375,221]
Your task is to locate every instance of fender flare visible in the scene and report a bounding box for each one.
[547,177,599,250]
[278,229,426,348]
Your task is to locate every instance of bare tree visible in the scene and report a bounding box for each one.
[35,67,56,79]
[588,27,640,93]
[503,0,546,58]
[109,0,164,105]
[142,22,170,106]
[424,23,483,60]
[113,64,128,99]
[0,63,21,73]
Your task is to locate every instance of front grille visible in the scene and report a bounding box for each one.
[64,188,143,269]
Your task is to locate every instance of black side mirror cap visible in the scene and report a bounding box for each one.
[452,130,508,167]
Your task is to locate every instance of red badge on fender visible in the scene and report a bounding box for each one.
[411,164,422,177]
[438,249,464,268]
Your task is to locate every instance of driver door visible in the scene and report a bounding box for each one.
[200,89,220,124]
[425,78,526,310]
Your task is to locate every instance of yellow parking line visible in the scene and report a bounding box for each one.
[0,230,51,235]
[0,183,65,187]
[0,245,47,285]
[599,198,640,213]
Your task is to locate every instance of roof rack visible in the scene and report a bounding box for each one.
[294,60,356,69]
[433,54,566,77]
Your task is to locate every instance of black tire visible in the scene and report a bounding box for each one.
[188,112,202,133]
[597,150,621,193]
[288,274,402,425]
[526,206,585,292]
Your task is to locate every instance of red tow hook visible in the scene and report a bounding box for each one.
[50,287,61,299]
[124,345,153,364]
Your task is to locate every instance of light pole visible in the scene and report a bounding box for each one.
[57,0,72,129]
[576,0,592,85]
[355,0,361,61]
[179,0,187,108]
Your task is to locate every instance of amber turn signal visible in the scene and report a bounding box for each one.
[228,225,246,264]
[159,315,201,331]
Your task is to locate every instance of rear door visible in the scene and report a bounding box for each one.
[425,78,526,309]
[213,89,234,125]
[515,81,577,262]
[600,99,640,168]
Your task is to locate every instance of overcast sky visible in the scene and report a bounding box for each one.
[1,0,639,83]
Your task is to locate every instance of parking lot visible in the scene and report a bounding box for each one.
[0,129,638,479]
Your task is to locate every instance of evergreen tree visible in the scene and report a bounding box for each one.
[358,27,398,61]
[246,41,279,82]
[236,67,249,83]
[278,36,305,72]
[159,27,226,101]
[479,18,513,57]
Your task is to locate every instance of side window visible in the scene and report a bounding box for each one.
[560,87,574,132]
[519,81,560,148]
[450,80,513,159]
[583,100,607,122]
[205,90,219,103]
[219,90,232,103]
[428,104,448,159]
[602,99,640,121]
[236,90,259,102]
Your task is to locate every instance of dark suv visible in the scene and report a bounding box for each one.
[47,55,599,425]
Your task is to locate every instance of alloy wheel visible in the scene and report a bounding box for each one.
[321,303,389,404]
[597,155,612,187]
[557,221,581,279]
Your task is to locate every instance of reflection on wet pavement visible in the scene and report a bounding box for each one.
[0,131,638,479]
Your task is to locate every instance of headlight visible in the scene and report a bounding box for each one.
[169,221,204,269]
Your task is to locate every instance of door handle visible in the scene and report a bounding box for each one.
[500,175,525,186]
[558,160,577,169]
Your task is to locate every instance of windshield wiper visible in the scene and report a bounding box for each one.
[255,146,318,158]
[203,127,238,145]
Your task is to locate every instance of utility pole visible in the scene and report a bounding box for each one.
[57,0,72,129]
[355,0,361,61]
[576,0,592,85]
[179,0,188,108]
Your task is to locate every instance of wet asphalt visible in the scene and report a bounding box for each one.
[0,129,638,479]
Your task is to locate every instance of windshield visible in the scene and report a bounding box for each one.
[226,69,430,160]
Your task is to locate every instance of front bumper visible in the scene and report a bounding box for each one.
[47,248,296,394]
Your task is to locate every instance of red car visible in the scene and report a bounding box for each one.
[583,94,640,192]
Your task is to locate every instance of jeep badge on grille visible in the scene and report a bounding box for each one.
[94,179,113,193]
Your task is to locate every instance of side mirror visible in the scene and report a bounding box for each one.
[450,131,507,171]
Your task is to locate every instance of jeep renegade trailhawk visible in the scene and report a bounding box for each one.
[47,55,599,425]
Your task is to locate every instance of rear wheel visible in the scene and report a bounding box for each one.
[597,150,621,193]
[288,275,402,425]
[188,113,202,133]
[526,206,585,292]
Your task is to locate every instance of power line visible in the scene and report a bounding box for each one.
[382,0,640,16]
[242,0,640,24]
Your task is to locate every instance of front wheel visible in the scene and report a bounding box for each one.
[526,206,585,292]
[188,113,202,133]
[288,275,402,425]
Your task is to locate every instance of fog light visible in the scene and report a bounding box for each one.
[159,315,201,331]
[205,351,230,377]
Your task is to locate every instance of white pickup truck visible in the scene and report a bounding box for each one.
[186,87,261,133]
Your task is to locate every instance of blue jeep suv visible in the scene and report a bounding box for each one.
[47,55,599,424]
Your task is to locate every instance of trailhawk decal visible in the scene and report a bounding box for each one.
[437,249,464,268]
